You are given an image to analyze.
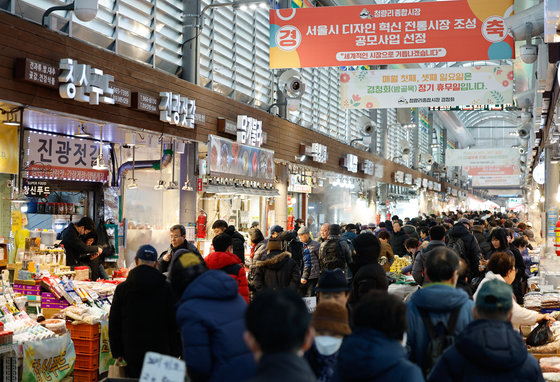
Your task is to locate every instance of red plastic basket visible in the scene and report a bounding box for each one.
[73,338,100,355]
[67,322,100,340]
[75,353,99,370]
[74,367,98,382]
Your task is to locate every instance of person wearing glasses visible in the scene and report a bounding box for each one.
[157,224,204,275]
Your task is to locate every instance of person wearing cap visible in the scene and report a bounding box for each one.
[316,269,351,307]
[304,302,351,382]
[427,279,544,382]
[336,292,424,382]
[251,221,260,229]
[170,252,256,382]
[270,224,284,238]
[448,217,482,281]
[253,239,300,293]
[109,245,179,378]
[298,226,320,297]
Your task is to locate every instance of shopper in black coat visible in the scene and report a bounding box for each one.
[253,240,300,293]
[157,224,203,275]
[109,245,180,378]
[212,220,246,264]
[60,217,101,268]
[389,221,409,257]
[449,221,481,280]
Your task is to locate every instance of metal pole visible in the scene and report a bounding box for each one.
[182,0,201,84]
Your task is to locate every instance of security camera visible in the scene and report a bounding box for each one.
[519,147,526,154]
[400,140,411,156]
[520,111,532,124]
[442,166,448,172]
[520,44,538,64]
[73,0,98,21]
[518,125,530,139]
[357,116,375,135]
[278,69,306,99]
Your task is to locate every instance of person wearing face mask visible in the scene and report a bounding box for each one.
[304,302,351,382]
[335,292,423,382]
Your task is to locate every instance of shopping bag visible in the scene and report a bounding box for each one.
[108,359,127,378]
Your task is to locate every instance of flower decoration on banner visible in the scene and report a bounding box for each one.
[366,102,374,108]
[502,80,509,87]
[340,73,350,83]
[507,71,514,80]
[351,94,361,107]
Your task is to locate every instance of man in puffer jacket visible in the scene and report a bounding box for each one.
[253,239,300,293]
[428,279,544,382]
[169,252,255,382]
[298,227,320,297]
[448,219,482,281]
[205,234,249,303]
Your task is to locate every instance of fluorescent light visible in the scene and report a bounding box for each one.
[250,3,257,9]
[239,4,248,10]
[3,121,19,126]
[259,2,268,8]
[127,180,138,189]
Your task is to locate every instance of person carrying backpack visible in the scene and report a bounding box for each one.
[447,218,481,282]
[406,247,474,376]
[205,233,250,303]
[318,224,352,275]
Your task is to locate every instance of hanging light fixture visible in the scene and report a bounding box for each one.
[154,135,166,190]
[167,139,179,190]
[75,120,93,138]
[127,146,138,189]
[92,124,109,170]
[2,110,20,126]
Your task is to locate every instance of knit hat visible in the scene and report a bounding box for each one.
[169,250,207,297]
[298,226,310,235]
[312,301,351,336]
[316,269,351,292]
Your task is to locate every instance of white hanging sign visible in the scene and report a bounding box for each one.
[237,116,263,147]
[311,143,328,163]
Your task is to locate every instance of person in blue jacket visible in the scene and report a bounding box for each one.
[428,279,544,382]
[406,247,474,373]
[335,291,423,382]
[169,251,255,382]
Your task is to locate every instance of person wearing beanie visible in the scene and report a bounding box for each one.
[305,302,351,382]
[170,252,256,382]
[205,233,250,303]
[348,233,388,307]
[109,245,180,378]
[336,292,423,382]
[253,239,300,293]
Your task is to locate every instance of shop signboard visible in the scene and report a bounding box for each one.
[159,92,196,128]
[131,92,159,114]
[24,131,109,182]
[340,65,513,109]
[446,148,518,167]
[109,83,132,107]
[0,125,18,174]
[15,58,58,88]
[374,163,384,179]
[341,154,358,173]
[22,179,52,197]
[361,159,374,175]
[288,173,313,193]
[548,209,558,239]
[208,135,274,182]
[237,116,263,147]
[404,173,413,185]
[466,164,520,187]
[269,0,514,69]
[311,143,328,163]
[217,118,238,135]
[394,171,404,183]
[58,58,115,105]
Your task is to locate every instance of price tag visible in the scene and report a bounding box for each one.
[140,352,186,382]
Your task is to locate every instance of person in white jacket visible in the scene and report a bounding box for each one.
[474,250,554,329]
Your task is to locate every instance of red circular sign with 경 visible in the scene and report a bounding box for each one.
[276,25,302,51]
[481,16,507,43]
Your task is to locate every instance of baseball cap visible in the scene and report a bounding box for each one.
[136,244,158,262]
[316,269,351,292]
[298,226,310,235]
[475,279,513,312]
[251,221,259,228]
[270,225,284,235]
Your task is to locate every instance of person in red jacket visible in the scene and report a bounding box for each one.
[205,233,250,303]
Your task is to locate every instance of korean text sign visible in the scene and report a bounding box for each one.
[22,332,76,382]
[340,65,513,109]
[446,148,518,167]
[24,131,109,182]
[269,0,514,68]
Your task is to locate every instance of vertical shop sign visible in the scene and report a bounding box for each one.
[159,92,196,128]
[58,58,115,105]
[99,319,111,373]
[547,209,558,239]
[0,125,18,174]
[340,154,358,173]
[270,0,514,68]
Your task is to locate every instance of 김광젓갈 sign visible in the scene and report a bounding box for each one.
[340,65,513,109]
[270,0,514,68]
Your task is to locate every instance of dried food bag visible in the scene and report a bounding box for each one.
[527,320,554,347]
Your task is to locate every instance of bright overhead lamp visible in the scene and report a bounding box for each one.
[2,109,20,126]
[167,181,179,190]
[75,121,93,138]
[92,124,108,170]
[127,181,138,189]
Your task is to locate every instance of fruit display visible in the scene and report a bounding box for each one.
[390,255,412,273]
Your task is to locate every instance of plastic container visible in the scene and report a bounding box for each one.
[66,203,73,215]
[75,353,99,370]
[74,338,100,355]
[41,230,56,247]
[37,202,45,214]
[66,322,100,340]
[46,203,55,214]
[73,367,98,382]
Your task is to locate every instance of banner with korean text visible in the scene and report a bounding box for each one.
[270,0,514,68]
[446,148,518,167]
[22,332,76,382]
[466,165,521,187]
[340,66,513,109]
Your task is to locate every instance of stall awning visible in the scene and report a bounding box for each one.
[203,185,279,197]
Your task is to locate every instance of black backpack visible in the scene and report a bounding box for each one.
[320,239,346,270]
[447,236,467,261]
[286,238,304,264]
[418,307,461,376]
